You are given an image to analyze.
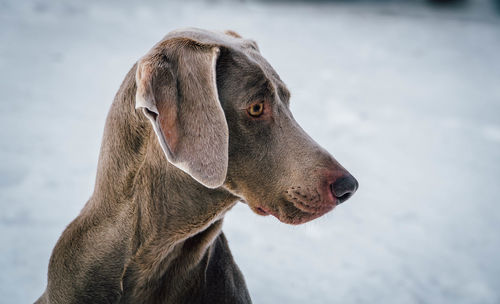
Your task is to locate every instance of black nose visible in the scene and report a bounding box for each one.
[331,175,358,204]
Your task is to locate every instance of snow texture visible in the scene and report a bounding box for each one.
[1,0,499,303]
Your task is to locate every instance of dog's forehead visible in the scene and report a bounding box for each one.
[158,28,289,101]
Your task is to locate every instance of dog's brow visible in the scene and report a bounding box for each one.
[277,85,291,105]
[247,76,274,99]
[239,90,273,109]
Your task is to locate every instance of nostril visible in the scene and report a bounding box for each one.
[330,175,358,205]
[336,191,353,203]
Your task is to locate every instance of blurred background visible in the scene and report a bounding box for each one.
[1,0,499,303]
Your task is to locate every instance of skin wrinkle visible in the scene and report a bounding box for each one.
[36,28,357,304]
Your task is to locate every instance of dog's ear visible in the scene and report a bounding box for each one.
[135,40,228,188]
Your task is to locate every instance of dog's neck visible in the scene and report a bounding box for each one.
[88,64,239,293]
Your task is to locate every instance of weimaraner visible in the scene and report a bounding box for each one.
[36,28,358,304]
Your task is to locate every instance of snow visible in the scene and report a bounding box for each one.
[1,0,499,303]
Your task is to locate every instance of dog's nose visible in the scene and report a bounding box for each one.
[330,174,358,204]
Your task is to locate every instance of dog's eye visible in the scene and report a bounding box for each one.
[247,102,264,117]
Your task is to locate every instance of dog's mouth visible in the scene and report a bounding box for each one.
[253,206,270,216]
[249,199,335,225]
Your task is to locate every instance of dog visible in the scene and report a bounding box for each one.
[36,28,358,304]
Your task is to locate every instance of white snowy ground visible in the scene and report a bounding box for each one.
[1,0,500,303]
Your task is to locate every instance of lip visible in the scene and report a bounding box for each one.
[292,198,336,214]
[251,200,335,225]
[254,206,270,216]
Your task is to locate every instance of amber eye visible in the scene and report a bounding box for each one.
[247,102,264,117]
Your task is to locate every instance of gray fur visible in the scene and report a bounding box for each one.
[36,28,357,304]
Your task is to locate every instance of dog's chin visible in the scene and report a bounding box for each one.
[249,200,335,225]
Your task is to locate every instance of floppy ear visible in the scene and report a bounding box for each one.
[135,42,228,188]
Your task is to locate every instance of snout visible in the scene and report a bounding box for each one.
[330,174,358,205]
[280,169,358,224]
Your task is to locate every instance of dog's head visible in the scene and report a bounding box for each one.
[135,28,358,225]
